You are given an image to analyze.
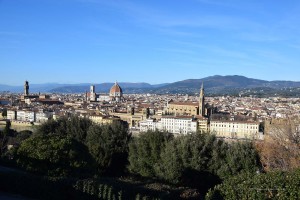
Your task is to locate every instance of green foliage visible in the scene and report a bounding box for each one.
[2,120,12,136]
[1,120,17,156]
[36,116,93,142]
[15,130,32,143]
[73,178,165,200]
[85,121,131,175]
[155,139,183,184]
[206,169,300,200]
[128,130,173,177]
[32,117,131,175]
[2,108,7,118]
[0,171,92,200]
[223,142,260,177]
[16,134,94,177]
[128,131,260,194]
[156,133,224,191]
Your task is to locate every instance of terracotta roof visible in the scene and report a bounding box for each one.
[210,120,259,124]
[169,101,199,106]
[110,82,123,94]
[162,115,194,119]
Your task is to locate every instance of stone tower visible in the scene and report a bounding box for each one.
[90,85,96,101]
[24,80,29,96]
[199,82,205,116]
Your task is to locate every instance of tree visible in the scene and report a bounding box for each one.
[0,120,13,155]
[16,134,94,177]
[223,142,260,177]
[2,108,7,119]
[128,130,173,177]
[15,130,32,143]
[35,116,93,143]
[256,119,300,171]
[155,139,183,184]
[128,131,260,190]
[156,133,223,189]
[206,169,300,200]
[85,121,131,175]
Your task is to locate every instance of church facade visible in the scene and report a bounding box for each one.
[165,83,206,117]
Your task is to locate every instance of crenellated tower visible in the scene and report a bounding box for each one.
[24,80,29,96]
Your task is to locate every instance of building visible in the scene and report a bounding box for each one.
[90,85,96,101]
[86,85,98,102]
[0,98,10,105]
[140,118,162,132]
[199,83,205,116]
[110,81,123,102]
[166,101,199,116]
[264,118,300,138]
[197,116,209,133]
[20,81,55,104]
[7,110,17,120]
[35,110,53,123]
[16,110,36,122]
[139,116,198,135]
[111,110,146,128]
[89,114,120,124]
[86,85,113,102]
[161,116,198,134]
[24,80,29,96]
[165,83,208,117]
[210,120,260,139]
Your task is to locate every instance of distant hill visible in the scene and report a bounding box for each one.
[158,75,267,90]
[0,83,72,93]
[49,82,169,93]
[151,75,300,95]
[2,75,300,97]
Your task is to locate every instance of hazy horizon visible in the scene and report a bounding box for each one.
[2,74,300,87]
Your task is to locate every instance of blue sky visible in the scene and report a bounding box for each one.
[1,0,300,85]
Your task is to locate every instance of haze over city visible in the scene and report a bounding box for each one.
[1,0,300,85]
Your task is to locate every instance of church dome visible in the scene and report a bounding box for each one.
[110,82,123,97]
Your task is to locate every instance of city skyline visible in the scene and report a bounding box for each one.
[1,0,300,85]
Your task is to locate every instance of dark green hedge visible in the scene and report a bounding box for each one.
[206,169,300,200]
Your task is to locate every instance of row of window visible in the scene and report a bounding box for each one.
[211,124,257,129]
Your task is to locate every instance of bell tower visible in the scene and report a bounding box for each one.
[199,82,205,116]
[24,80,29,96]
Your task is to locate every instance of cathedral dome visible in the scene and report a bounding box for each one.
[110,82,123,97]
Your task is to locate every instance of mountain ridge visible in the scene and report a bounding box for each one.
[1,75,300,96]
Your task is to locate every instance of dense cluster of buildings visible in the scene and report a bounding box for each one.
[2,80,300,140]
[86,81,123,102]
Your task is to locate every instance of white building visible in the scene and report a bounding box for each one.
[7,110,17,120]
[35,110,53,123]
[161,116,197,134]
[139,116,197,135]
[97,95,110,102]
[210,120,260,139]
[140,119,162,132]
[16,110,35,122]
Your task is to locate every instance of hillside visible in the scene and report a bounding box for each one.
[151,75,300,95]
[2,75,300,96]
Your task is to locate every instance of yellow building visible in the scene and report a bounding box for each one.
[210,120,260,139]
[165,83,206,117]
[110,111,146,128]
[197,116,209,133]
[89,114,120,125]
[166,101,199,116]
